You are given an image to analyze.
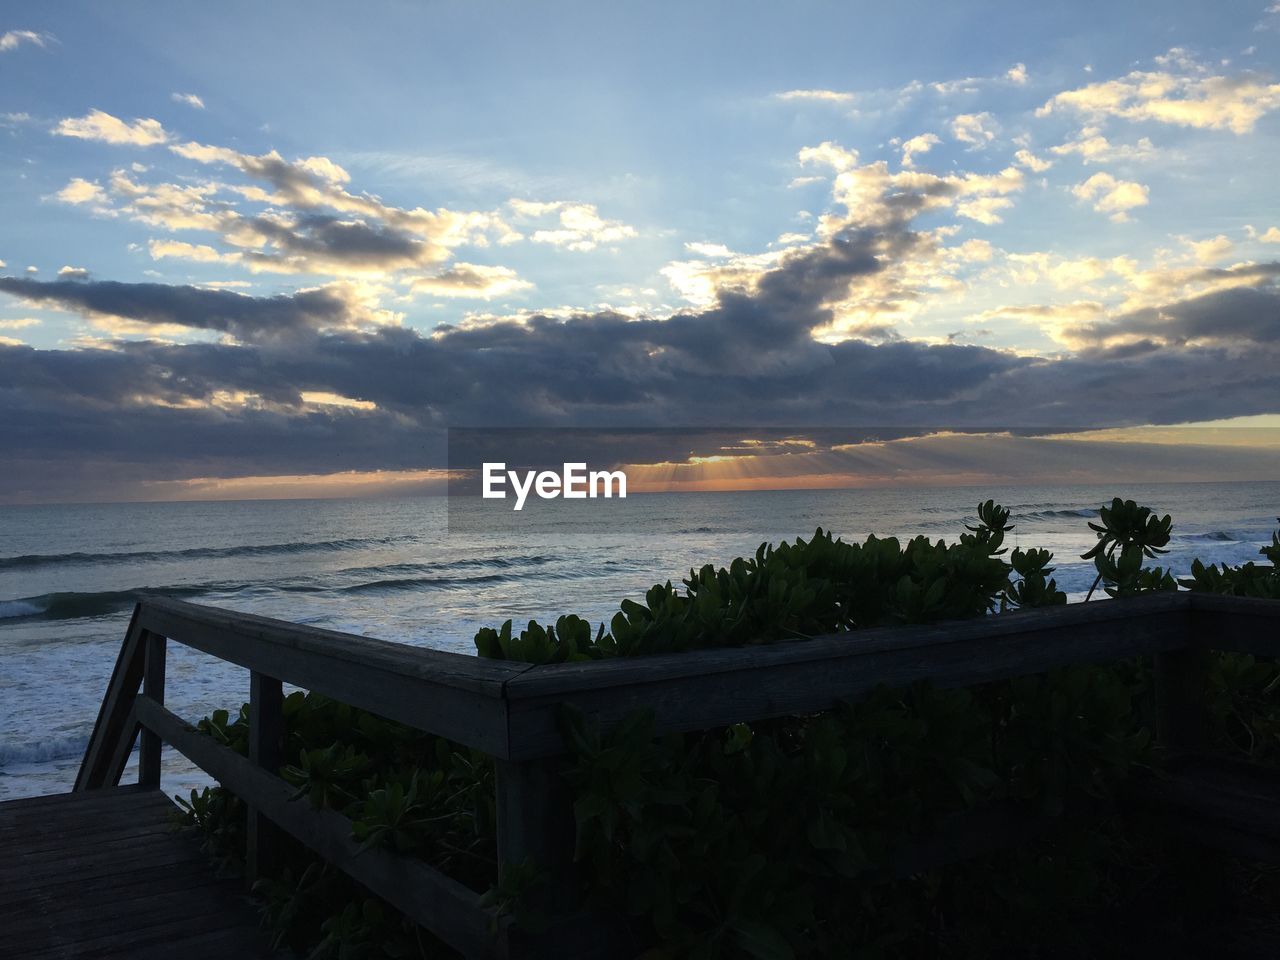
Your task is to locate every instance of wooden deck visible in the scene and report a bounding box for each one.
[0,786,277,959]
[21,592,1278,958]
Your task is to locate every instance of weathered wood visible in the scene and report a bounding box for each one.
[1188,592,1280,657]
[138,630,167,787]
[0,802,179,856]
[135,694,502,959]
[0,788,273,959]
[102,703,142,791]
[0,793,199,901]
[247,670,284,882]
[5,867,231,934]
[495,758,628,959]
[0,782,150,816]
[496,757,578,888]
[0,831,205,896]
[504,593,1194,759]
[138,597,530,757]
[12,901,266,959]
[2,862,228,928]
[496,757,572,868]
[75,604,146,791]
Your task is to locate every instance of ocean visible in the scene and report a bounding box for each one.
[2,480,1277,801]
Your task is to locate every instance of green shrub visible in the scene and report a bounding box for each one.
[176,499,1280,958]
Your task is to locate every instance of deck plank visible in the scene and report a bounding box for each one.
[0,787,277,959]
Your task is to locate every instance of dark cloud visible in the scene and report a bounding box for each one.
[239,214,440,272]
[0,277,362,342]
[3,225,1280,501]
[1068,284,1280,348]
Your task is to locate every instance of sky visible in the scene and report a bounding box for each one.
[2,1,1280,503]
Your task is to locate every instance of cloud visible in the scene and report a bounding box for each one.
[55,109,169,146]
[956,196,1014,225]
[6,262,1280,501]
[1249,226,1280,243]
[1004,252,1134,291]
[661,248,791,307]
[900,133,940,168]
[406,263,532,299]
[0,317,40,329]
[1001,255,1280,343]
[928,64,1031,96]
[1183,234,1233,265]
[1060,284,1280,350]
[1038,52,1280,133]
[797,141,860,173]
[685,242,734,258]
[0,29,51,53]
[802,146,1024,230]
[55,178,108,205]
[774,89,855,103]
[619,431,1280,494]
[996,249,1279,323]
[1013,148,1053,172]
[66,147,524,280]
[12,117,1280,501]
[56,265,90,280]
[0,276,388,343]
[972,299,1109,337]
[510,200,637,251]
[1050,126,1156,163]
[148,239,240,264]
[951,112,998,146]
[1072,172,1149,221]
[171,92,205,110]
[234,213,464,274]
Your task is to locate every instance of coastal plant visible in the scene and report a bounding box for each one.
[1081,498,1173,600]
[175,499,1280,959]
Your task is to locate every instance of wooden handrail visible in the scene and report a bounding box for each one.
[136,597,531,756]
[133,694,500,958]
[73,590,1280,959]
[503,590,1194,759]
[75,606,145,792]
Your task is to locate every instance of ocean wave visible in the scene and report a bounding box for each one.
[0,734,88,767]
[0,557,570,619]
[336,573,519,595]
[0,535,418,572]
[1186,531,1237,542]
[0,599,47,620]
[1015,508,1100,521]
[333,554,554,578]
[0,584,223,622]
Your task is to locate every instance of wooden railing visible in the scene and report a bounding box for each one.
[74,591,1280,959]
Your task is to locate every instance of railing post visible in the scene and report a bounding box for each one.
[495,756,577,893]
[1153,645,1209,754]
[1152,624,1215,939]
[138,630,167,788]
[247,671,284,883]
[495,757,628,956]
